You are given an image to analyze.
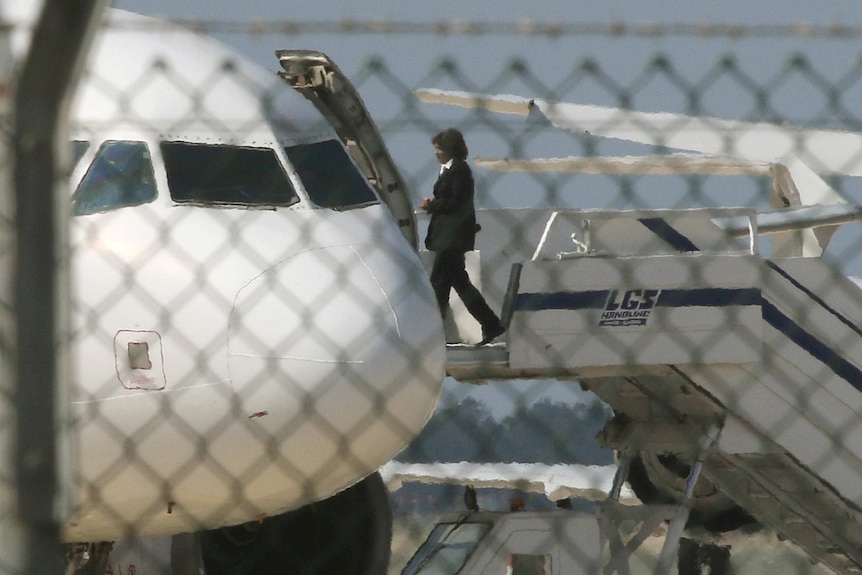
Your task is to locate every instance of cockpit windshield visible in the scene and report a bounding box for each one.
[72,140,157,216]
[73,139,374,214]
[72,140,90,166]
[161,142,299,208]
[284,139,378,209]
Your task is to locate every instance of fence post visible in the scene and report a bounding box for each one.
[12,0,107,571]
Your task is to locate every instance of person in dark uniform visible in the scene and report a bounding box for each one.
[420,128,505,345]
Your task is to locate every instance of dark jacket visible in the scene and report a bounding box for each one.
[424,159,478,252]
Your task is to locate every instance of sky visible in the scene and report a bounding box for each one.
[107,0,862,138]
[110,1,862,97]
[110,1,862,86]
[113,1,862,25]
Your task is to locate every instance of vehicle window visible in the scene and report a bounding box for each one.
[284,139,378,209]
[161,142,298,207]
[511,554,550,575]
[401,522,492,575]
[72,141,157,216]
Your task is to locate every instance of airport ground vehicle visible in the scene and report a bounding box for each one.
[402,508,605,575]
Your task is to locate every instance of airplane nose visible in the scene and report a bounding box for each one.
[226,243,445,505]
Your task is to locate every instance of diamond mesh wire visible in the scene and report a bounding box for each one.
[2,8,862,575]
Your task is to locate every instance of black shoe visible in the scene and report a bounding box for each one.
[479,324,506,345]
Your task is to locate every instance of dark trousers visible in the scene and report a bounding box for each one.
[429,249,501,331]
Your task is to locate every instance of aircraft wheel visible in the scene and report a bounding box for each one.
[200,472,392,575]
[626,452,755,532]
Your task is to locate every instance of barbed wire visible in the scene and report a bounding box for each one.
[105,18,862,40]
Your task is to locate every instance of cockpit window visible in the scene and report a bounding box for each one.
[72,140,89,167]
[72,140,157,216]
[284,139,378,209]
[161,142,298,207]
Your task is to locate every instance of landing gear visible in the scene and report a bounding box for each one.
[678,538,733,575]
[65,542,114,575]
[626,452,754,532]
[200,472,392,575]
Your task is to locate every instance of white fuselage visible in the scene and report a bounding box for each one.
[45,9,446,541]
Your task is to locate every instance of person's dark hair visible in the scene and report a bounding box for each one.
[432,128,469,160]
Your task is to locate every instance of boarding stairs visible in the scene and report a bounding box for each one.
[444,207,862,575]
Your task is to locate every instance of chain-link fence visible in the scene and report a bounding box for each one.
[3,3,862,575]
